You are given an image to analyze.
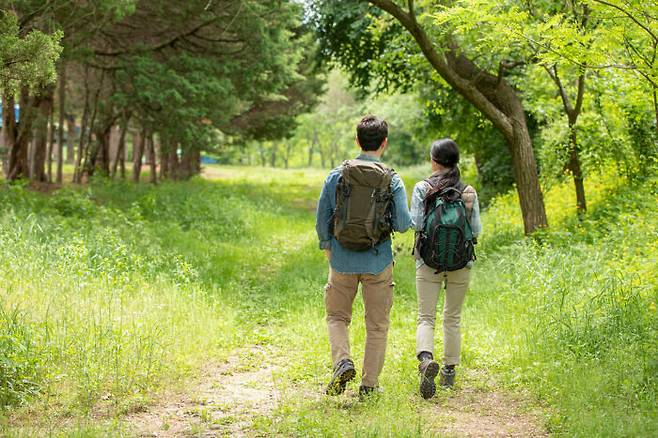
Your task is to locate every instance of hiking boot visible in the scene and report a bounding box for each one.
[439,365,456,389]
[358,385,383,399]
[418,358,439,399]
[325,359,356,395]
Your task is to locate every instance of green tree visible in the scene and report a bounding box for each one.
[310,0,549,234]
[1,10,62,180]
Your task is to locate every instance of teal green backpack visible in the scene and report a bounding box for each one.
[418,182,475,272]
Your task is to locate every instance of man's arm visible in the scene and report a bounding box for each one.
[315,174,335,251]
[390,174,412,232]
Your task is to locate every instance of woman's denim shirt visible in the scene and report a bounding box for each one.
[410,174,482,268]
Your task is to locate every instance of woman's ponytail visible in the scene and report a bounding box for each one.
[424,139,462,213]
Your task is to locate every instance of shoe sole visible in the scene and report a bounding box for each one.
[419,361,439,399]
[326,367,356,395]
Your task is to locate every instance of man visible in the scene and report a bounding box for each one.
[315,115,411,397]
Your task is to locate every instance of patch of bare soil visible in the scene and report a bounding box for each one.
[428,384,547,437]
[201,168,234,180]
[125,347,280,437]
[125,352,546,438]
[27,180,64,193]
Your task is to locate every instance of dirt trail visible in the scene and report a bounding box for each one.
[429,387,547,437]
[125,351,545,437]
[125,347,280,437]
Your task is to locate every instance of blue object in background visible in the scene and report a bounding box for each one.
[0,101,20,127]
[200,155,219,164]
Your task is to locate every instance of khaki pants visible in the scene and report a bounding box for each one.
[416,263,470,365]
[325,263,394,388]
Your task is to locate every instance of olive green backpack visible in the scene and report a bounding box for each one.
[332,159,394,251]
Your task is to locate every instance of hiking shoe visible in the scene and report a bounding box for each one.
[325,359,356,395]
[358,385,383,399]
[439,365,456,389]
[418,359,439,399]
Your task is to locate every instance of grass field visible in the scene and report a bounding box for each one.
[0,163,656,436]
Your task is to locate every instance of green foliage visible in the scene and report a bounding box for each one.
[624,103,658,180]
[2,165,657,436]
[0,12,62,93]
[472,169,658,435]
[104,1,322,149]
[308,1,422,93]
[419,79,515,204]
[0,305,42,409]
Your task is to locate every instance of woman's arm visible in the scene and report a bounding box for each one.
[463,186,482,238]
[410,182,428,231]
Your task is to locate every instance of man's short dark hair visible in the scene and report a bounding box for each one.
[356,115,388,151]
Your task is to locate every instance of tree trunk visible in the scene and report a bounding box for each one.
[259,145,266,167]
[81,71,105,181]
[192,149,201,175]
[97,126,111,176]
[2,93,17,178]
[369,0,548,234]
[132,129,145,183]
[159,150,168,179]
[47,100,55,183]
[270,143,277,167]
[119,145,126,179]
[180,145,192,179]
[329,139,337,169]
[284,141,294,169]
[159,141,168,180]
[549,66,587,213]
[56,61,66,183]
[66,115,75,165]
[148,133,157,184]
[507,118,548,234]
[73,67,91,183]
[318,144,325,168]
[309,129,319,167]
[8,88,38,180]
[653,87,658,139]
[169,142,180,180]
[111,117,129,178]
[177,146,201,179]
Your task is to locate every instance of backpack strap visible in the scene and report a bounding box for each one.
[439,186,463,198]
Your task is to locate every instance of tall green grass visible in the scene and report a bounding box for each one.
[0,165,656,436]
[470,171,658,436]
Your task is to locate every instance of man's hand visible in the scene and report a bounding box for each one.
[324,249,331,261]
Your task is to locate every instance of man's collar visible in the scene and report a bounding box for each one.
[356,153,381,162]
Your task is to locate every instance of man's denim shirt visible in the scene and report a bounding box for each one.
[315,154,412,274]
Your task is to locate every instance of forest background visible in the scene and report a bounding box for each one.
[1,0,657,436]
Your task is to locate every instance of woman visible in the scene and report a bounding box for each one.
[410,138,482,399]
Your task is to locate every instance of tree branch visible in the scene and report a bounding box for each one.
[574,71,586,118]
[367,0,513,138]
[94,16,217,57]
[497,60,525,86]
[592,0,658,43]
[546,65,575,119]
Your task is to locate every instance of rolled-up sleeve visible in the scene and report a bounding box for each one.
[315,175,334,250]
[470,191,482,238]
[410,182,427,231]
[390,174,411,233]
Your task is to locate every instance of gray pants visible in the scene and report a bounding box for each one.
[415,263,470,365]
